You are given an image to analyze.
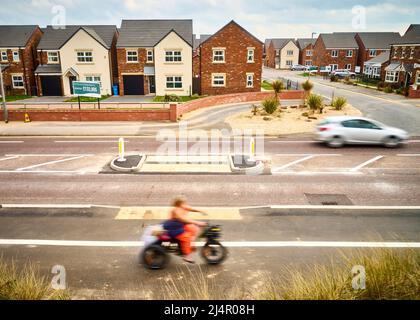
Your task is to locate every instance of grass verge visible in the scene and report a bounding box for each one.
[0,258,71,300]
[261,80,273,91]
[3,95,33,102]
[152,95,205,103]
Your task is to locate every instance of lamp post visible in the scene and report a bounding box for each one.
[0,66,8,123]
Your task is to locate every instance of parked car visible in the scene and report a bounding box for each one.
[331,69,356,78]
[305,66,318,72]
[315,116,409,148]
[291,64,307,71]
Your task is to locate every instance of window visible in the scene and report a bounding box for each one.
[401,47,406,57]
[330,64,338,71]
[331,50,338,57]
[342,119,381,130]
[369,49,377,57]
[410,47,415,59]
[306,50,313,57]
[0,51,7,62]
[165,50,182,63]
[416,72,420,85]
[345,64,352,70]
[385,71,399,83]
[246,73,254,88]
[305,60,312,66]
[286,60,293,66]
[12,51,20,62]
[247,49,254,63]
[85,75,102,87]
[77,51,93,63]
[126,51,138,62]
[212,49,225,63]
[47,51,59,63]
[393,48,398,58]
[287,50,294,56]
[147,50,153,63]
[212,74,226,87]
[166,76,182,89]
[12,75,24,88]
[346,50,353,57]
[372,67,380,78]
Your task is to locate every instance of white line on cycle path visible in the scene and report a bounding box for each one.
[350,156,384,172]
[0,239,419,248]
[16,155,89,171]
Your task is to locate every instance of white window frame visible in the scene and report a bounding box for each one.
[372,67,380,78]
[77,51,93,63]
[305,60,312,66]
[212,48,225,63]
[410,47,415,59]
[415,72,420,85]
[286,50,294,56]
[147,49,154,63]
[12,74,24,88]
[85,75,102,88]
[286,60,293,66]
[212,73,226,87]
[165,50,182,63]
[126,50,138,63]
[345,64,352,70]
[306,50,313,57]
[346,50,353,58]
[369,49,377,57]
[166,76,183,89]
[385,71,399,83]
[246,73,254,88]
[331,50,338,58]
[47,51,59,64]
[0,51,7,62]
[330,64,338,71]
[247,48,255,63]
[12,50,20,62]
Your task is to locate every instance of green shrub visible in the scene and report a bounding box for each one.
[307,94,324,113]
[301,80,314,93]
[384,86,393,93]
[163,94,182,102]
[331,97,347,110]
[330,75,338,82]
[262,97,279,114]
[272,80,284,98]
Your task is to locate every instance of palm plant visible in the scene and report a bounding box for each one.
[271,80,284,100]
[301,80,314,106]
[307,94,324,114]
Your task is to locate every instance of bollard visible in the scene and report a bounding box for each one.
[249,137,255,160]
[117,137,126,162]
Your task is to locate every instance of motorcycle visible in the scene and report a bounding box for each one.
[140,224,227,269]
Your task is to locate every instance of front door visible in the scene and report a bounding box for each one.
[149,76,156,94]
[69,76,77,94]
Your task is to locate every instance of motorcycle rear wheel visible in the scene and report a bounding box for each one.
[142,244,169,269]
[201,241,227,265]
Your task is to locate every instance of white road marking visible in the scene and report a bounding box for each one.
[0,141,24,144]
[350,155,384,172]
[16,155,88,171]
[397,154,420,157]
[0,239,419,248]
[272,155,314,171]
[6,154,94,157]
[1,204,92,209]
[0,156,19,162]
[272,171,362,175]
[0,170,89,174]
[269,205,420,210]
[274,154,342,156]
[54,141,129,143]
[268,141,315,144]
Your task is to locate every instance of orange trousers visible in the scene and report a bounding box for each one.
[176,224,199,255]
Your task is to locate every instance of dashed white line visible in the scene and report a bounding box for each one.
[6,154,94,157]
[350,155,384,172]
[0,141,24,144]
[54,141,128,143]
[0,156,19,162]
[0,239,419,248]
[398,154,420,157]
[272,155,314,171]
[16,155,88,171]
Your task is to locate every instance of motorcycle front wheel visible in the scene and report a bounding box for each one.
[201,241,227,265]
[141,244,169,270]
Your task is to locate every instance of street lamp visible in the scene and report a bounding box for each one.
[0,65,8,123]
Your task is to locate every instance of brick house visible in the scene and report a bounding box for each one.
[117,20,193,96]
[296,38,316,67]
[312,33,359,72]
[265,39,299,69]
[355,32,401,72]
[35,25,118,96]
[193,20,263,96]
[193,34,211,78]
[0,25,43,96]
[362,51,390,79]
[263,39,271,66]
[383,24,420,98]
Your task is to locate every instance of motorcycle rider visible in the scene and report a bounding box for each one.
[164,197,207,264]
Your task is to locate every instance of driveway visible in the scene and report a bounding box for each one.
[263,67,420,135]
[106,95,155,103]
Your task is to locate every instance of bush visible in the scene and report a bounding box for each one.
[163,94,182,102]
[330,75,338,82]
[262,97,279,114]
[301,80,314,93]
[307,94,324,113]
[272,80,284,97]
[331,97,347,110]
[384,86,393,93]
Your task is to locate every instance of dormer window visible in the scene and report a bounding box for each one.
[47,51,59,64]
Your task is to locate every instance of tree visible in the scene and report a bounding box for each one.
[271,80,284,100]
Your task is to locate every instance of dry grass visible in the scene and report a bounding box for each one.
[159,249,420,300]
[0,259,71,300]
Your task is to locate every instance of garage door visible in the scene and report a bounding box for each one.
[40,76,62,96]
[123,75,144,95]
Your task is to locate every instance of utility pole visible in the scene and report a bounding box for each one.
[0,67,8,123]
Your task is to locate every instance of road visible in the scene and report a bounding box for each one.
[263,67,420,135]
[0,136,419,298]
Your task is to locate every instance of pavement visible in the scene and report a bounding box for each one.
[263,67,420,135]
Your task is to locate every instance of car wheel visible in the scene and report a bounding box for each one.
[383,136,401,148]
[327,136,344,148]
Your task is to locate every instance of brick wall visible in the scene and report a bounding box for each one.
[312,37,358,72]
[265,41,276,68]
[197,21,263,96]
[116,48,150,95]
[299,43,314,66]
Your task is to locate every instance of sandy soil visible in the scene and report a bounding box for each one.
[225,103,362,135]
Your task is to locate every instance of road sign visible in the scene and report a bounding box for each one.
[72,81,101,98]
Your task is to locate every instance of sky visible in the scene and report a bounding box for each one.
[0,0,419,40]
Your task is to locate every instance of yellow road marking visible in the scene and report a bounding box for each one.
[115,207,242,220]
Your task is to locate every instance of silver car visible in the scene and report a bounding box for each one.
[316,116,409,148]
